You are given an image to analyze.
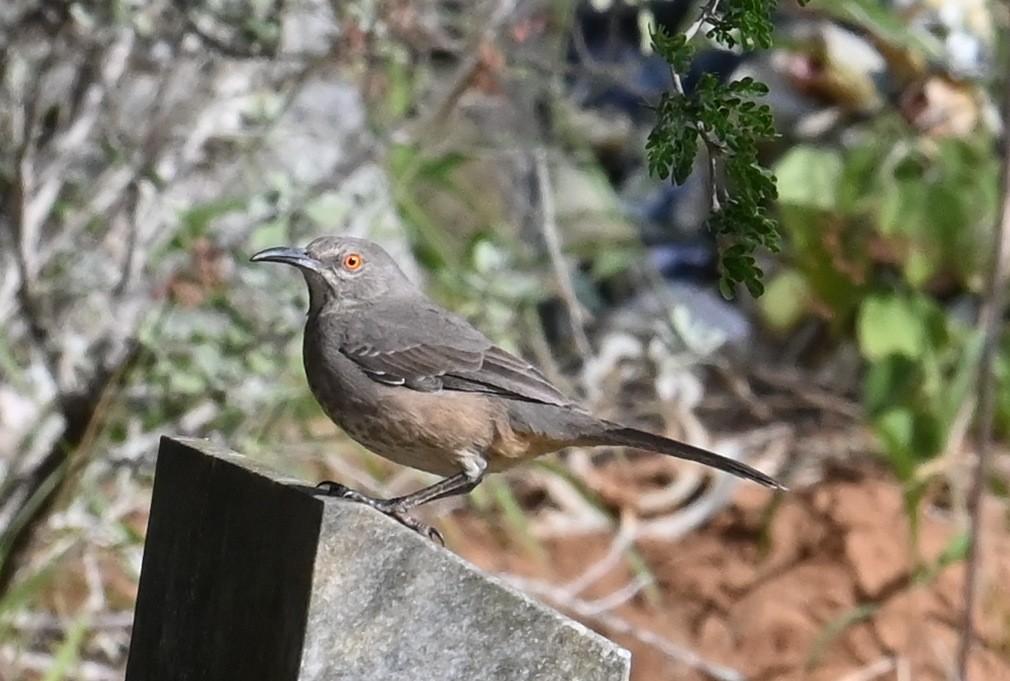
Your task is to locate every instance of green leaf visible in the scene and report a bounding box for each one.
[0,559,63,642]
[650,25,692,72]
[806,602,879,670]
[857,294,928,360]
[863,355,919,416]
[249,218,291,252]
[759,269,810,334]
[302,191,349,227]
[644,0,784,298]
[901,246,935,287]
[935,531,970,569]
[774,145,845,211]
[994,345,1010,438]
[43,615,90,681]
[417,152,468,189]
[873,407,917,479]
[486,477,545,561]
[591,245,637,279]
[176,197,248,249]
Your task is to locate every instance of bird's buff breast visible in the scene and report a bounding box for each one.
[303,339,559,475]
[305,366,496,476]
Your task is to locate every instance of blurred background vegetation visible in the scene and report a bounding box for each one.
[1,0,1008,679]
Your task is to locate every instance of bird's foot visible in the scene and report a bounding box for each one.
[377,507,444,545]
[316,480,380,505]
[315,481,444,545]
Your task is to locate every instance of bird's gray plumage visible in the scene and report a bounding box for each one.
[251,235,784,541]
[326,299,574,407]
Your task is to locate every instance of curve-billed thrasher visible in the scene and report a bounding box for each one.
[252,236,782,540]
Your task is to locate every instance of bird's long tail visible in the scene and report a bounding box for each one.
[576,425,784,489]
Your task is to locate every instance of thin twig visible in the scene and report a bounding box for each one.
[558,513,638,599]
[705,140,723,213]
[897,656,912,681]
[668,0,722,98]
[1,650,122,681]
[523,467,612,537]
[682,0,722,43]
[666,0,724,217]
[955,33,1010,680]
[568,18,660,100]
[533,147,593,358]
[637,465,740,540]
[837,656,896,681]
[398,0,519,140]
[8,610,134,633]
[502,573,744,681]
[580,574,653,615]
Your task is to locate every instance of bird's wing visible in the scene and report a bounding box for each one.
[330,301,574,407]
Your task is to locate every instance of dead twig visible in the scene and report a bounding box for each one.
[956,26,1010,679]
[502,573,745,681]
[836,656,897,681]
[558,513,638,599]
[1,649,122,681]
[398,0,519,140]
[533,147,593,359]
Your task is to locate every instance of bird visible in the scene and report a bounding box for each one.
[251,236,783,541]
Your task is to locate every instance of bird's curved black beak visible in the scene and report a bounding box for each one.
[250,246,324,273]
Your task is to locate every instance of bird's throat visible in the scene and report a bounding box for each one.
[302,271,332,317]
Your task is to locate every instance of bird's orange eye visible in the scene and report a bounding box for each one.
[343,253,363,271]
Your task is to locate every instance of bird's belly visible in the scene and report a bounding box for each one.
[320,384,499,478]
[303,347,560,476]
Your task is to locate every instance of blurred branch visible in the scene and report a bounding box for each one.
[568,16,655,100]
[399,0,518,140]
[647,0,784,297]
[556,513,637,599]
[667,0,722,98]
[955,28,1010,678]
[837,656,899,681]
[533,148,592,359]
[8,51,60,377]
[503,571,744,681]
[0,3,236,595]
[0,343,139,592]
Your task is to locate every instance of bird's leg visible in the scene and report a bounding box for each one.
[382,471,483,509]
[385,451,487,508]
[316,456,487,544]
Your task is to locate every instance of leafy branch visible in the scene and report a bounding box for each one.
[646,0,807,297]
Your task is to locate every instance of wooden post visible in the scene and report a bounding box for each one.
[125,437,631,681]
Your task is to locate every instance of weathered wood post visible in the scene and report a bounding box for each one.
[125,437,631,680]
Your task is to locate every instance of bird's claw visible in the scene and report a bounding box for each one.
[315,480,443,545]
[383,510,445,546]
[316,480,373,504]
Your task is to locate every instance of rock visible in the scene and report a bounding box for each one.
[126,437,630,681]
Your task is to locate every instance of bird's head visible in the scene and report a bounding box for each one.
[251,236,415,315]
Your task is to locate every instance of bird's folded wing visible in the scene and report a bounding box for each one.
[441,346,573,407]
[332,303,573,407]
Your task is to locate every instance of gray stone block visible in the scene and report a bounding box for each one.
[126,437,630,681]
